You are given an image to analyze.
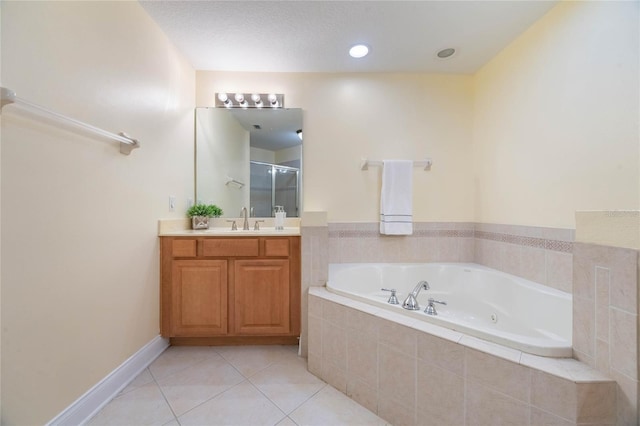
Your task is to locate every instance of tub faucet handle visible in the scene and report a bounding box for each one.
[425,298,447,316]
[381,288,399,305]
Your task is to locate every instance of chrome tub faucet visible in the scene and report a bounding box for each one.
[402,280,430,310]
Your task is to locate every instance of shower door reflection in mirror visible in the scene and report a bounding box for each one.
[250,161,300,217]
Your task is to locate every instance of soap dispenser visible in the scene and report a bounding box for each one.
[274,205,285,230]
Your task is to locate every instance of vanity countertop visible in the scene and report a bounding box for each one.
[158,218,301,237]
[159,227,300,237]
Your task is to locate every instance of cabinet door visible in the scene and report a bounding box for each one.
[171,260,228,336]
[233,259,290,335]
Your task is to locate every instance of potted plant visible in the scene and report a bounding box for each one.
[187,203,223,229]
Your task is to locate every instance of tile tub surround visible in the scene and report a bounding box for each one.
[300,221,574,357]
[323,222,574,293]
[327,222,476,264]
[473,222,574,293]
[300,225,329,358]
[308,288,616,426]
[572,242,640,425]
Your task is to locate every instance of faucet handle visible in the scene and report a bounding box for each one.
[226,220,237,231]
[381,288,399,305]
[253,220,265,230]
[424,298,447,316]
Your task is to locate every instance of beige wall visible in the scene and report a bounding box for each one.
[0,3,3,420]
[275,145,302,166]
[473,1,640,229]
[1,2,194,424]
[197,72,476,223]
[250,147,276,164]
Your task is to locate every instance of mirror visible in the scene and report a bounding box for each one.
[195,107,302,218]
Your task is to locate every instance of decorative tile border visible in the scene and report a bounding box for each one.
[474,230,573,254]
[327,223,573,254]
[327,229,474,239]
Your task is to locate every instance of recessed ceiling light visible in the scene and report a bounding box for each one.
[349,44,369,58]
[436,48,456,59]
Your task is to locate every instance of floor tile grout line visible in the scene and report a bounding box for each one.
[251,374,327,417]
[149,364,182,425]
[150,350,241,423]
[240,380,289,424]
[149,348,222,383]
[177,355,314,426]
[169,377,255,422]
[115,367,155,398]
[287,381,329,416]
[215,346,297,380]
[239,351,326,418]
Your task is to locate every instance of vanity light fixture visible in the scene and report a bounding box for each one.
[215,93,284,108]
[349,44,369,58]
[296,129,303,140]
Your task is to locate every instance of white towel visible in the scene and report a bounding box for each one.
[380,160,413,235]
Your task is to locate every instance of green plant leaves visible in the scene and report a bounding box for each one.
[187,203,223,218]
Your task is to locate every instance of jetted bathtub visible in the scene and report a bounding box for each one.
[327,263,572,357]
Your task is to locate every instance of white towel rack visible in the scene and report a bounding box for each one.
[360,158,432,171]
[225,176,245,188]
[0,86,140,155]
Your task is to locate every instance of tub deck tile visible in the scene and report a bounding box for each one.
[459,335,522,364]
[411,319,463,344]
[520,353,612,383]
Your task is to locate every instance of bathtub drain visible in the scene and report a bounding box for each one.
[490,313,498,323]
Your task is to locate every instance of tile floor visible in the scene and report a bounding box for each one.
[88,345,388,426]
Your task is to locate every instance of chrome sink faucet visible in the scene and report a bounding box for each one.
[241,207,250,230]
[402,280,430,310]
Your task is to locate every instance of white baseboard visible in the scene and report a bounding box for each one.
[46,335,169,426]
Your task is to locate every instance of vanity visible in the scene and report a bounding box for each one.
[160,103,303,345]
[159,225,301,345]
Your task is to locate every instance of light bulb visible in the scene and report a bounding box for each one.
[268,94,279,108]
[217,93,231,107]
[251,94,263,107]
[235,93,248,108]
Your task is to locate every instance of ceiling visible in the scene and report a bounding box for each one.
[139,0,558,74]
[229,108,303,151]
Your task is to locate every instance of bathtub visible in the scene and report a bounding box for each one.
[327,263,572,357]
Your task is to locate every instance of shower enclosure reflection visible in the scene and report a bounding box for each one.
[195,107,302,218]
[250,161,299,217]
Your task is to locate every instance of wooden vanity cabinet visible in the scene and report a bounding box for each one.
[160,236,300,345]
